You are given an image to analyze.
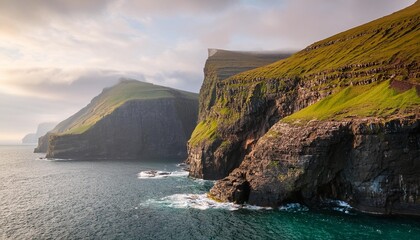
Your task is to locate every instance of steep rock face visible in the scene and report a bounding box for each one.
[188,2,420,180]
[210,116,420,215]
[190,2,420,216]
[34,133,51,152]
[188,50,293,179]
[47,98,197,159]
[198,49,292,120]
[37,80,198,159]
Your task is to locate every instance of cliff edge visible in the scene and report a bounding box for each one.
[36,79,198,160]
[190,2,420,216]
[188,49,292,178]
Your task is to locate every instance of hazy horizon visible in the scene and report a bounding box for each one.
[0,0,415,144]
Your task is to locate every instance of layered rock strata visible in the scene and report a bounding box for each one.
[210,116,420,216]
[188,2,420,181]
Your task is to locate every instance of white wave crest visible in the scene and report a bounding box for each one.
[193,178,216,185]
[323,199,353,214]
[175,163,188,167]
[35,157,72,161]
[170,171,190,177]
[242,205,273,210]
[279,203,309,212]
[162,194,239,210]
[141,193,273,211]
[137,170,189,179]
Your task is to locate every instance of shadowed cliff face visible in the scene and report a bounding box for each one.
[188,2,420,216]
[210,117,420,216]
[36,80,199,160]
[188,49,293,179]
[198,49,293,121]
[187,2,420,181]
[46,98,198,160]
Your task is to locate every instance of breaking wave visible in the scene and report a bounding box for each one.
[279,203,309,212]
[137,170,189,179]
[323,199,353,214]
[35,157,73,161]
[141,193,273,211]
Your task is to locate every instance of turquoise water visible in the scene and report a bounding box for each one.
[1,145,419,239]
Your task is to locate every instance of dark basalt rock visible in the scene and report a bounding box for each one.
[34,133,51,153]
[187,2,420,182]
[210,117,420,216]
[187,50,293,180]
[189,2,420,217]
[46,97,198,160]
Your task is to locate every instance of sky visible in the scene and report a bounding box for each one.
[0,0,415,144]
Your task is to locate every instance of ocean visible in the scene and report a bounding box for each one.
[1,145,419,239]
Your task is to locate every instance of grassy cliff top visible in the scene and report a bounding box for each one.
[230,1,420,82]
[52,79,198,135]
[283,80,420,123]
[206,49,292,80]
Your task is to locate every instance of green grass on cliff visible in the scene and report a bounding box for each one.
[230,1,420,83]
[283,80,420,122]
[192,2,420,146]
[206,49,292,81]
[189,119,218,146]
[53,79,197,135]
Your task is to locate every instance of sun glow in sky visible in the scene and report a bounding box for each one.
[0,0,415,144]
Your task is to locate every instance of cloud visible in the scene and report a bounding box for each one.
[0,0,111,26]
[0,69,129,143]
[113,0,240,16]
[191,0,416,50]
[0,0,415,143]
[0,66,202,143]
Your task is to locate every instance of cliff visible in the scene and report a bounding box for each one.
[22,122,56,144]
[199,49,292,120]
[188,1,420,179]
[36,79,198,160]
[190,2,420,216]
[188,49,292,178]
[210,115,420,215]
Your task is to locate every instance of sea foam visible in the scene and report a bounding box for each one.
[137,170,189,179]
[279,203,309,212]
[322,199,353,214]
[35,157,73,161]
[142,193,273,211]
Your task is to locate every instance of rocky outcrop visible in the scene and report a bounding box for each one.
[34,133,51,153]
[188,50,293,179]
[37,80,198,160]
[189,61,420,180]
[198,49,292,120]
[189,2,420,216]
[210,116,420,215]
[187,1,420,181]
